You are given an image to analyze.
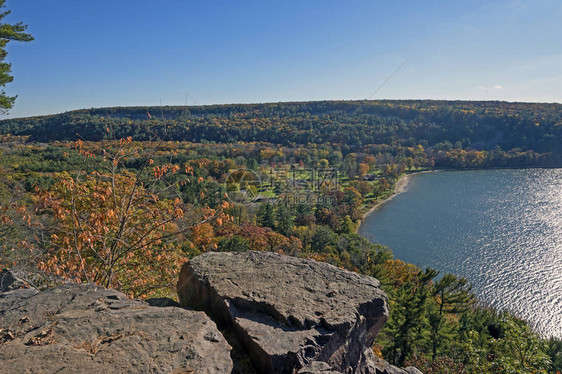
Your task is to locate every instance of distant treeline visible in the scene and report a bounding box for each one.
[2,101,562,371]
[1,100,561,158]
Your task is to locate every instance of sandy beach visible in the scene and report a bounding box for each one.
[361,170,435,221]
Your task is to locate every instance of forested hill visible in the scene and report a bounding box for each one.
[1,100,561,153]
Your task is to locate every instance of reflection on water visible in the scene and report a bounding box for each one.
[359,168,562,338]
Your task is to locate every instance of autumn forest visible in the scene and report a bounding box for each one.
[1,99,562,373]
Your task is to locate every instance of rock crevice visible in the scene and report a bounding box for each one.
[1,252,422,374]
[177,251,396,374]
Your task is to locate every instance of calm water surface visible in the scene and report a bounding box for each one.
[358,168,562,338]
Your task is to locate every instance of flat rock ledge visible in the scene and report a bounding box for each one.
[0,273,232,374]
[177,251,394,374]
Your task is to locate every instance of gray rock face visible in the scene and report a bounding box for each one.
[370,357,424,374]
[0,282,232,374]
[298,360,342,373]
[177,251,389,374]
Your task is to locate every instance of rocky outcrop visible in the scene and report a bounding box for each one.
[177,251,390,374]
[0,275,232,374]
[298,358,422,374]
[1,252,422,374]
[370,357,424,374]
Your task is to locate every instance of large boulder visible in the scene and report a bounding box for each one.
[177,251,389,374]
[0,281,232,374]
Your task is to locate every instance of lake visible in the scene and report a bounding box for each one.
[358,168,562,338]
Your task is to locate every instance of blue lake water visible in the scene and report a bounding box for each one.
[358,168,562,338]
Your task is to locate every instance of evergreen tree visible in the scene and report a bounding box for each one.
[311,225,338,252]
[275,203,294,236]
[430,273,475,359]
[384,268,438,366]
[547,339,562,373]
[257,202,275,228]
[0,0,33,113]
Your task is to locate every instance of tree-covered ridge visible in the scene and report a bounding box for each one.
[1,100,562,373]
[1,134,561,372]
[2,100,561,154]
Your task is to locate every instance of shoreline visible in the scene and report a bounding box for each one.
[360,170,435,222]
[357,165,559,229]
[354,166,561,339]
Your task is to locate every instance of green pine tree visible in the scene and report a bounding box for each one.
[384,268,438,366]
[275,203,294,236]
[0,0,33,113]
[257,202,275,228]
[430,273,475,359]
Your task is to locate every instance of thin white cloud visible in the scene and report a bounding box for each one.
[478,85,504,91]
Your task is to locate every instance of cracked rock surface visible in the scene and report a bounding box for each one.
[177,251,389,374]
[0,276,232,374]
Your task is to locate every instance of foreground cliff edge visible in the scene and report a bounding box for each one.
[0,270,233,373]
[177,251,421,374]
[1,252,421,373]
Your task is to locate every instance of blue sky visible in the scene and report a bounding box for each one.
[3,0,562,118]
